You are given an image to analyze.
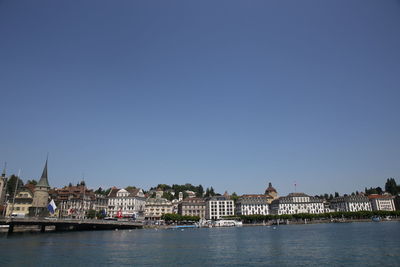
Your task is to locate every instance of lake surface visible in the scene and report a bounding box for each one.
[1,222,399,266]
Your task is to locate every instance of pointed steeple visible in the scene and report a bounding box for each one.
[37,158,50,188]
[1,162,6,178]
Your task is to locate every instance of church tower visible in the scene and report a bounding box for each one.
[0,163,7,206]
[265,182,278,200]
[29,159,50,217]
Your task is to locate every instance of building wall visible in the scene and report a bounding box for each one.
[59,198,93,219]
[270,194,325,215]
[6,190,33,216]
[236,195,270,216]
[236,203,269,215]
[206,199,234,220]
[330,196,372,212]
[178,200,206,218]
[370,198,395,211]
[145,200,173,220]
[31,186,49,208]
[108,197,146,217]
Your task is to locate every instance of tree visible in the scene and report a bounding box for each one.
[196,184,204,197]
[162,191,175,201]
[6,175,24,196]
[96,210,106,219]
[230,192,239,203]
[385,178,398,195]
[125,186,137,191]
[209,187,215,196]
[26,179,37,185]
[205,188,210,197]
[334,192,339,198]
[86,209,96,219]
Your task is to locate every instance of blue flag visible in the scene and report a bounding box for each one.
[47,199,57,214]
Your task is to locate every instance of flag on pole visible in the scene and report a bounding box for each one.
[48,199,57,214]
[117,209,122,218]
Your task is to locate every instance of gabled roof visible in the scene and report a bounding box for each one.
[108,187,144,198]
[368,194,394,199]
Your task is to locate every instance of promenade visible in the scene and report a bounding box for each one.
[0,217,143,233]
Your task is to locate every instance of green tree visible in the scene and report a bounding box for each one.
[230,192,239,203]
[196,184,204,197]
[125,186,137,191]
[26,179,37,185]
[96,210,106,219]
[86,209,96,219]
[162,191,175,201]
[385,178,398,195]
[6,175,24,196]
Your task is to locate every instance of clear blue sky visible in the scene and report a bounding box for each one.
[1,0,399,196]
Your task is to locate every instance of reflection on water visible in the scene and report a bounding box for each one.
[1,222,399,266]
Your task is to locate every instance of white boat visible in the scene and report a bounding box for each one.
[213,220,243,227]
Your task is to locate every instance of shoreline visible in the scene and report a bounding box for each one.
[2,218,398,233]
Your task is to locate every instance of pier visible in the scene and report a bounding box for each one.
[0,217,143,233]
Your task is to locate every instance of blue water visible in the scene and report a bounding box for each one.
[1,222,399,266]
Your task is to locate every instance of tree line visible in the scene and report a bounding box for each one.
[225,210,400,223]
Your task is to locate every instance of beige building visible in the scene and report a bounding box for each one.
[178,197,206,218]
[145,196,173,220]
[265,182,278,203]
[29,159,50,217]
[6,185,34,216]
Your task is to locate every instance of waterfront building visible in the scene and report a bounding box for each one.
[55,184,95,219]
[145,196,173,220]
[270,193,325,215]
[330,195,372,212]
[93,194,108,214]
[29,159,50,217]
[5,184,34,216]
[108,188,146,218]
[178,197,206,218]
[205,196,234,220]
[236,194,270,216]
[395,195,400,211]
[171,199,180,214]
[368,194,396,211]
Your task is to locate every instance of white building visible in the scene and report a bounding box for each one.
[107,188,146,218]
[368,194,395,211]
[205,196,234,220]
[270,193,325,215]
[236,194,270,216]
[330,195,372,212]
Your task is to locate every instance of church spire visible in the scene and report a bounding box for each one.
[1,162,6,178]
[37,158,50,188]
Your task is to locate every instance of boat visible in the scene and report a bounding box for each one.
[372,216,381,222]
[212,220,243,227]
